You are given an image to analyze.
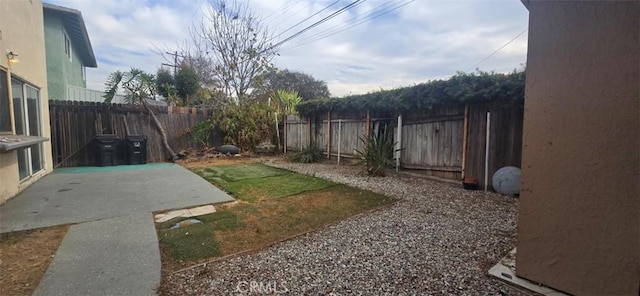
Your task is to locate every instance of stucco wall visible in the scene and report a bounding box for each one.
[0,0,53,204]
[44,11,86,100]
[517,1,639,295]
[0,152,20,201]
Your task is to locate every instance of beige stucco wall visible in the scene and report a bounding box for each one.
[0,0,53,204]
[517,1,639,295]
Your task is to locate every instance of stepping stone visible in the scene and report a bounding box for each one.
[154,205,216,223]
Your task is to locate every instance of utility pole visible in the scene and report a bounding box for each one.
[162,51,185,76]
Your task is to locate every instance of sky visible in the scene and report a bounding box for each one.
[47,0,530,97]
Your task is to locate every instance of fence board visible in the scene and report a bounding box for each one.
[285,103,522,185]
[464,102,524,189]
[50,101,220,167]
[400,116,464,170]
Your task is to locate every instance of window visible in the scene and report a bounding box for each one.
[12,78,44,180]
[82,66,86,81]
[64,30,72,61]
[0,69,10,133]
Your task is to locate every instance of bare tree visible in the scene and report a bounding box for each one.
[191,0,278,100]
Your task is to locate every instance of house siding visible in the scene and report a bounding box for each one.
[44,12,86,100]
[517,1,639,295]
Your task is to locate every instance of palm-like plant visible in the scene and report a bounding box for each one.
[271,89,301,114]
[355,130,400,177]
[103,68,178,161]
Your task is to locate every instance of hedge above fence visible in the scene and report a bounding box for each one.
[297,71,525,116]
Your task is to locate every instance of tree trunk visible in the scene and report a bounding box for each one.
[141,99,178,161]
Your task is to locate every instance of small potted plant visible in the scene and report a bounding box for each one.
[462,176,479,190]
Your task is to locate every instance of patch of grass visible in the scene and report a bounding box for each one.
[223,173,335,202]
[198,211,240,230]
[158,223,220,263]
[212,185,395,255]
[196,163,288,182]
[157,162,397,275]
[156,211,241,264]
[195,164,335,202]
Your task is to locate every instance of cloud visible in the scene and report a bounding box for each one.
[47,0,528,97]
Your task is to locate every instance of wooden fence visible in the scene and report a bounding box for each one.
[284,101,524,189]
[285,113,389,159]
[394,106,466,180]
[49,101,221,167]
[464,102,524,190]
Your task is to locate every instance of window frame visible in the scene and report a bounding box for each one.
[63,29,72,62]
[10,76,45,180]
[0,67,11,134]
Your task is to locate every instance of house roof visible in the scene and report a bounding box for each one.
[43,3,97,67]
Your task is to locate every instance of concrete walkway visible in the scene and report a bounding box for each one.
[0,163,234,295]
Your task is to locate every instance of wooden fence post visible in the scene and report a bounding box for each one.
[396,114,402,172]
[308,116,312,146]
[337,119,342,165]
[461,105,469,179]
[326,111,331,159]
[365,110,371,146]
[484,111,491,191]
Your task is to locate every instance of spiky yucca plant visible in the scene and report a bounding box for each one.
[355,131,399,177]
[290,142,323,163]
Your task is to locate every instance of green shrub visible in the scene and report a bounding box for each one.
[191,121,213,148]
[355,131,400,176]
[290,142,323,163]
[212,101,276,152]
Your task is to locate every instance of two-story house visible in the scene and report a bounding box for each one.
[43,3,97,101]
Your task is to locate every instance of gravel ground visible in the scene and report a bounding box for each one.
[162,160,528,295]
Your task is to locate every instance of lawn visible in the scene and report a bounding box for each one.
[156,162,396,271]
[194,163,335,202]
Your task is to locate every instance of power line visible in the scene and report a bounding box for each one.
[149,0,205,66]
[177,0,206,39]
[176,0,365,70]
[281,0,415,51]
[270,2,313,29]
[288,0,410,49]
[465,28,528,72]
[271,0,341,41]
[283,0,402,46]
[273,0,367,48]
[263,0,298,21]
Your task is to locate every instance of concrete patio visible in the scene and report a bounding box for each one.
[0,163,234,295]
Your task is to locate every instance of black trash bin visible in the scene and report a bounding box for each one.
[95,134,120,166]
[125,135,147,165]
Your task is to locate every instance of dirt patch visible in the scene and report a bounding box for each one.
[0,225,69,296]
[176,155,258,169]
